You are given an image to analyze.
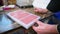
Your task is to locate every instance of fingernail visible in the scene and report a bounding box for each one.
[34,22,38,27]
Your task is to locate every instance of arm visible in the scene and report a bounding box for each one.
[47,0,60,13]
[33,0,60,13]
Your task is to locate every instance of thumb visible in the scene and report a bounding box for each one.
[32,26,38,31]
[36,21,44,25]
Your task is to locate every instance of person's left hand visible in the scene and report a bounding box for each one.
[32,21,58,34]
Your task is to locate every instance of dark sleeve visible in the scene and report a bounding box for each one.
[47,0,60,13]
[57,24,60,34]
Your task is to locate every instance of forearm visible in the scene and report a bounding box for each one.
[47,0,60,13]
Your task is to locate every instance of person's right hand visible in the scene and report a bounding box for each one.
[34,8,48,13]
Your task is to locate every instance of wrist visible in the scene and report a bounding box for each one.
[46,25,58,34]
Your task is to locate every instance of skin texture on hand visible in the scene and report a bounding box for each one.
[34,8,48,14]
[32,21,58,34]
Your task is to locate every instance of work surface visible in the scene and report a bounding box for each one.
[0,6,52,34]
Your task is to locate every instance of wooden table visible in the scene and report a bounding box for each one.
[0,6,52,34]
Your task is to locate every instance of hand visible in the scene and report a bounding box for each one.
[34,8,48,13]
[32,21,58,34]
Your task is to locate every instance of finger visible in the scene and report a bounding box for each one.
[32,26,38,31]
[34,8,37,10]
[34,9,39,12]
[34,8,39,10]
[36,21,43,25]
[34,8,43,13]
